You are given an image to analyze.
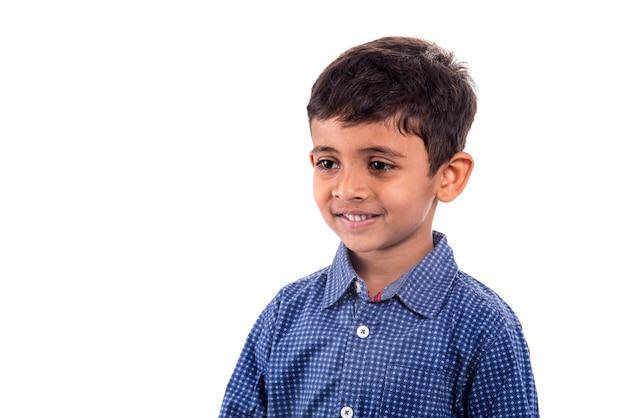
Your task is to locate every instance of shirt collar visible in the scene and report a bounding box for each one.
[321,241,359,309]
[321,231,459,319]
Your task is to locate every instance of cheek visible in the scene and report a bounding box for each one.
[383,182,434,216]
[312,177,329,208]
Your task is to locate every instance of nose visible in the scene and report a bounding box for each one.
[333,166,369,201]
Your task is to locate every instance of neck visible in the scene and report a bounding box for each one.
[350,238,434,297]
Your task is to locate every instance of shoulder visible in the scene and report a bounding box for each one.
[247,266,331,341]
[279,266,330,299]
[448,270,526,344]
[260,266,331,319]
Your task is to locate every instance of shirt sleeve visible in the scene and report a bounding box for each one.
[218,295,279,417]
[467,323,539,417]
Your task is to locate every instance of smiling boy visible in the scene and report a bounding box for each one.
[219,36,539,417]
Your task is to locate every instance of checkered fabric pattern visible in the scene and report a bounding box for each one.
[219,232,539,417]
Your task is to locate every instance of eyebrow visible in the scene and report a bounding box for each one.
[310,145,407,158]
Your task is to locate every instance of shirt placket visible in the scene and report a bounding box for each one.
[337,295,383,418]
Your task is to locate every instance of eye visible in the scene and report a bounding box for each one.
[316,159,338,170]
[370,160,393,171]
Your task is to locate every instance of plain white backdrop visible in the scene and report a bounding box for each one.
[1,1,624,416]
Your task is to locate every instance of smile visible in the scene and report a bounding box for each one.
[342,213,374,221]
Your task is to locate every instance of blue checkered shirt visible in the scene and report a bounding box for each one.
[219,232,539,417]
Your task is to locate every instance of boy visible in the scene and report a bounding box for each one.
[219,36,539,417]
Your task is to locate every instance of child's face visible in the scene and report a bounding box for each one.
[310,118,443,259]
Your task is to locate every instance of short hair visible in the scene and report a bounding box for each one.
[307,36,478,175]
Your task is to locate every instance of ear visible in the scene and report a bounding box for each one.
[436,152,474,203]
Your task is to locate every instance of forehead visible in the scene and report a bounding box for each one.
[310,118,425,155]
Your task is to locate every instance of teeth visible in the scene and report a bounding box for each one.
[344,213,372,221]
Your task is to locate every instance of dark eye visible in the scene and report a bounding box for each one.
[317,159,338,169]
[370,161,392,171]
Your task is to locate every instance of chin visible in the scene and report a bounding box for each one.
[340,239,384,255]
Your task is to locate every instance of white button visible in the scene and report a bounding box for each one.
[356,325,370,338]
[340,406,354,417]
[354,281,362,293]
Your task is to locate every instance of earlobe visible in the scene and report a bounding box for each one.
[436,152,474,202]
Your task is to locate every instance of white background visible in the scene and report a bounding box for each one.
[1,1,624,417]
